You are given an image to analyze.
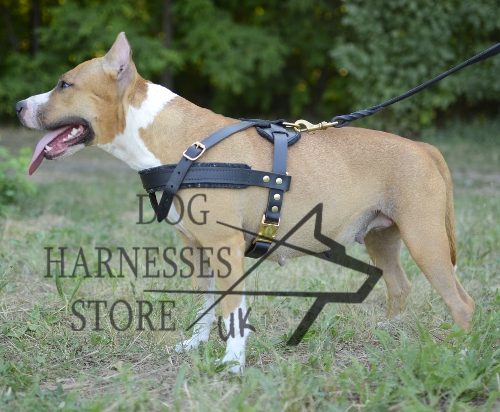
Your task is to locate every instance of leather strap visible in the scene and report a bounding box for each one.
[152,120,264,222]
[255,122,301,146]
[140,163,291,192]
[246,131,289,258]
[265,132,288,222]
[245,241,271,258]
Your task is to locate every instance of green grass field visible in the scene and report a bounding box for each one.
[0,122,498,411]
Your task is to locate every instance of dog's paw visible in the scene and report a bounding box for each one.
[221,351,245,373]
[174,320,213,353]
[174,336,206,353]
[376,314,403,331]
[222,340,246,373]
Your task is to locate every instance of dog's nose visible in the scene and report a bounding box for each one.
[15,100,26,116]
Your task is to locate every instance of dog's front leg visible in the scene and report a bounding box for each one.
[221,293,250,373]
[211,233,250,373]
[174,240,216,352]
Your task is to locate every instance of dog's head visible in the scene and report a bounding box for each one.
[16,32,138,175]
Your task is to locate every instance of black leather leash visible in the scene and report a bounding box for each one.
[139,120,298,258]
[332,42,500,128]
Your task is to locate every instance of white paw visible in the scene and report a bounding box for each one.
[174,335,207,353]
[221,333,247,373]
[222,350,245,373]
[376,314,402,330]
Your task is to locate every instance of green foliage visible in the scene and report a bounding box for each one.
[1,0,500,130]
[173,0,340,118]
[0,0,341,120]
[0,143,36,211]
[0,0,182,116]
[351,316,500,410]
[331,0,500,133]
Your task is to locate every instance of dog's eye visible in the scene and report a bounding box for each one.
[58,80,71,90]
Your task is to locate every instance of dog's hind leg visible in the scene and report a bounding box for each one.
[412,142,474,322]
[452,268,475,312]
[174,243,216,352]
[364,224,412,319]
[397,210,474,331]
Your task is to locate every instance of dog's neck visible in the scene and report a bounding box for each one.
[97,76,236,171]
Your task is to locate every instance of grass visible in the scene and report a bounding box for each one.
[0,121,499,411]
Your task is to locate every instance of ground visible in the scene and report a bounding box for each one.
[0,123,499,411]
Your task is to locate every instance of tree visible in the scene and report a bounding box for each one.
[331,0,500,132]
[0,0,499,133]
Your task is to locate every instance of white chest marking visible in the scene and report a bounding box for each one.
[97,83,193,238]
[97,83,175,171]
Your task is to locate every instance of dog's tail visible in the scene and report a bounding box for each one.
[416,142,457,266]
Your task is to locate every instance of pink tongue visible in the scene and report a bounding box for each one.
[29,126,71,175]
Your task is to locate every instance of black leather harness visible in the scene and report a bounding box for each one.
[139,119,300,259]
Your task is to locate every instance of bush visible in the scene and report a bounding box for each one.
[331,0,500,134]
[0,143,36,212]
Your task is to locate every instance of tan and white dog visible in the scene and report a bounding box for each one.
[16,33,474,372]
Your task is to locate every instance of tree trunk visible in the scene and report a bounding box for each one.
[1,4,19,52]
[31,0,41,55]
[160,0,173,90]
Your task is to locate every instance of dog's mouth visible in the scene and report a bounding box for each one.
[29,123,91,175]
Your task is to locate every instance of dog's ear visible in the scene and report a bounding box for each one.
[103,32,135,95]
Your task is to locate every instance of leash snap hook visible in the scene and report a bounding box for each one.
[183,141,206,161]
[283,119,339,133]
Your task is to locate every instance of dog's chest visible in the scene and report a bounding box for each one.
[97,84,177,171]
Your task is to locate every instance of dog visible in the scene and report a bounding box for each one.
[16,32,474,372]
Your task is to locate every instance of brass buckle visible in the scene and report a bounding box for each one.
[253,215,280,244]
[283,119,338,133]
[183,142,206,161]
